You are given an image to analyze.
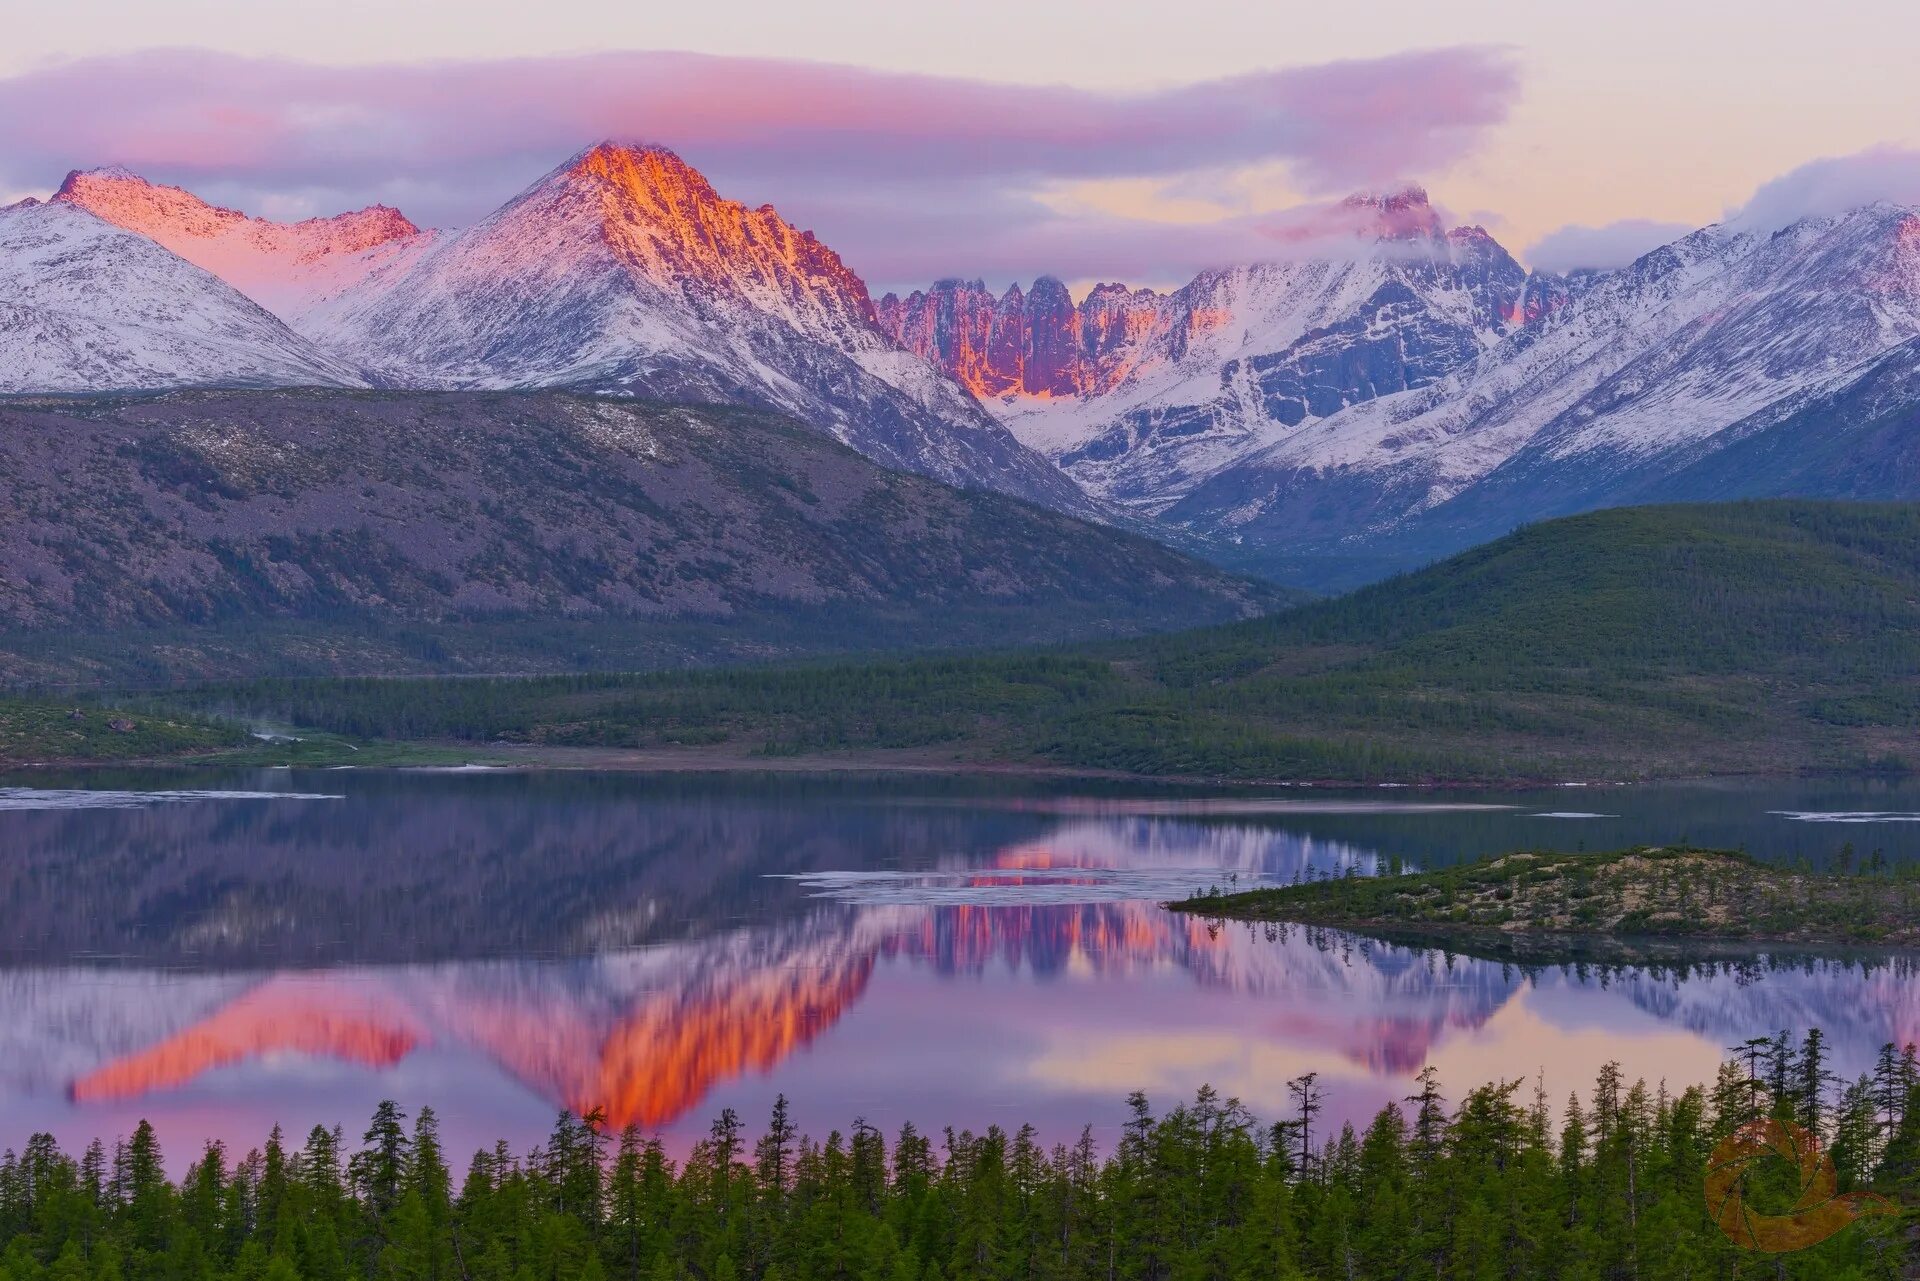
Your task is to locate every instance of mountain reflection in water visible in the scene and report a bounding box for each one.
[5,770,1920,1163]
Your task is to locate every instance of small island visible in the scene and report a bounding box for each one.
[1168,846,1920,947]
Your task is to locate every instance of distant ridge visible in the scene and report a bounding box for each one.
[192,500,1920,783]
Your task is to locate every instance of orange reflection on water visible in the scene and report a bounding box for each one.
[585,954,875,1128]
[69,978,426,1102]
[63,898,1232,1126]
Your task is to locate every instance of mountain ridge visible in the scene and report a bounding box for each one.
[0,199,363,394]
[0,388,1283,682]
[874,193,1920,587]
[40,144,1090,512]
[1170,200,1920,584]
[54,165,437,334]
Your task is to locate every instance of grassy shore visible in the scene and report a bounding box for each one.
[0,697,243,767]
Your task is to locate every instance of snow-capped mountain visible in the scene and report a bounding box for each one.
[0,199,363,394]
[19,146,1920,580]
[1166,201,1920,582]
[879,189,1548,510]
[331,142,1085,507]
[877,187,1920,585]
[53,166,437,338]
[24,148,1084,510]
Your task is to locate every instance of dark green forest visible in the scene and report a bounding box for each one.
[145,501,1920,782]
[3,1035,1917,1281]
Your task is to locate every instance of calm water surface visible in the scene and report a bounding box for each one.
[3,767,1919,1165]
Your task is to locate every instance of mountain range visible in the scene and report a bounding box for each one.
[9,143,1920,588]
[882,192,1920,584]
[26,145,1083,512]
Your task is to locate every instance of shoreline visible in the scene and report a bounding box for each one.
[2,739,1841,791]
[0,747,1869,793]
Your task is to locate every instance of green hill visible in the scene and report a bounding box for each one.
[147,500,1920,781]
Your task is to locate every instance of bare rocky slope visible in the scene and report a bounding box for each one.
[0,389,1284,680]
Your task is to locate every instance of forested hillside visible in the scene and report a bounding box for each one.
[0,390,1282,685]
[166,502,1920,782]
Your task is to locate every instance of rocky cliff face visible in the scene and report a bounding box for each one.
[875,275,1162,399]
[965,189,1542,507]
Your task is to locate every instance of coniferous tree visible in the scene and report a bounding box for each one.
[0,1043,1905,1281]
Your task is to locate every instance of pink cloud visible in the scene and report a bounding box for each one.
[0,46,1519,289]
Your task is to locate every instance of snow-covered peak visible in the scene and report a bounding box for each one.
[64,163,143,183]
[1339,185,1444,242]
[54,167,433,335]
[480,138,885,346]
[56,167,421,259]
[0,199,362,393]
[552,140,717,200]
[313,143,1078,508]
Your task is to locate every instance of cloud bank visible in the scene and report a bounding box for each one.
[1727,146,1920,232]
[0,46,1519,289]
[1525,218,1693,273]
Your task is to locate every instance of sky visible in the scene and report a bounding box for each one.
[7,0,1920,291]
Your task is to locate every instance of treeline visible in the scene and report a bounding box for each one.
[141,657,1125,752]
[4,1035,1917,1281]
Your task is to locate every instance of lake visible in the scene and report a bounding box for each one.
[3,767,1919,1167]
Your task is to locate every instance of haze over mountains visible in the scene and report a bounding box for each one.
[11,141,1920,587]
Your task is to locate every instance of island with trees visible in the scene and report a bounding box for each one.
[1168,846,1920,949]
